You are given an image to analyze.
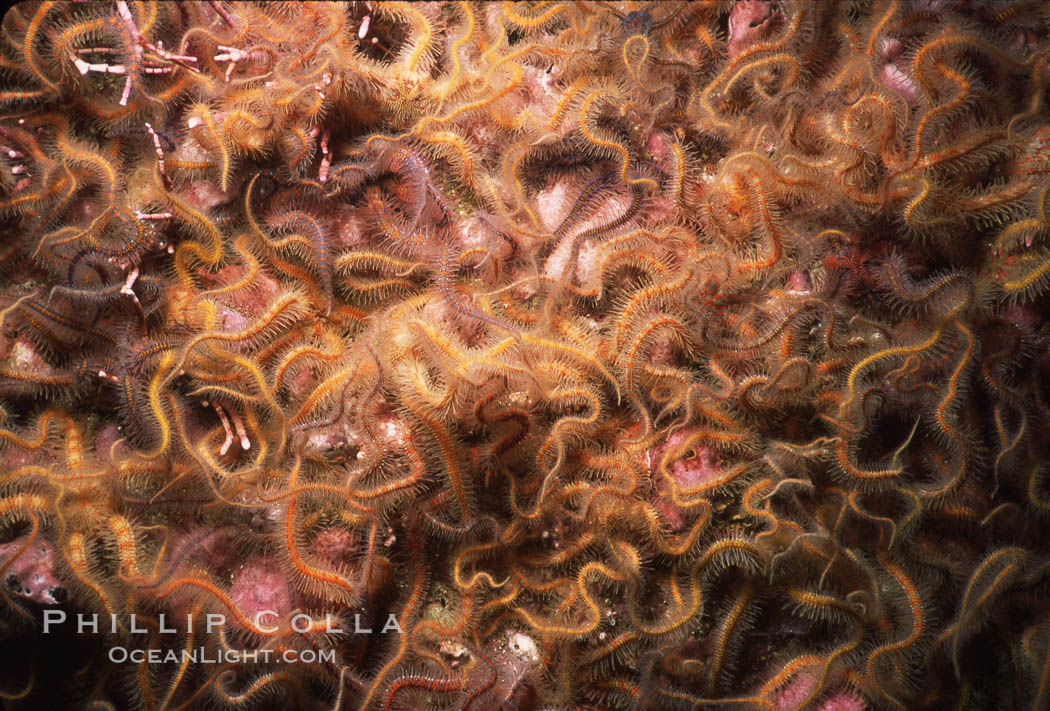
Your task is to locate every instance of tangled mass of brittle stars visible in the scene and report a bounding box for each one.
[1,1,1049,709]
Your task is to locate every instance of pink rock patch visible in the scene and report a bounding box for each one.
[95,423,129,463]
[646,131,672,161]
[880,37,904,62]
[178,179,237,211]
[659,430,724,492]
[6,334,50,373]
[198,265,281,321]
[766,669,866,711]
[219,306,251,333]
[329,204,368,249]
[669,446,722,491]
[818,690,867,711]
[454,215,514,262]
[1,537,65,605]
[649,429,725,530]
[770,670,816,711]
[536,177,575,233]
[880,63,919,107]
[787,269,812,294]
[645,197,677,224]
[377,414,409,447]
[191,527,241,572]
[310,528,355,565]
[728,0,782,59]
[646,330,678,367]
[230,556,292,621]
[545,191,632,282]
[286,362,319,402]
[1003,304,1041,332]
[575,239,600,286]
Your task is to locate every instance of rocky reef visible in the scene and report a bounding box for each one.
[1,1,1049,709]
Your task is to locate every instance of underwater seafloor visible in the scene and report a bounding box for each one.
[1,1,1049,709]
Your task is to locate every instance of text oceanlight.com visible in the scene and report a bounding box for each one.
[107,647,337,665]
